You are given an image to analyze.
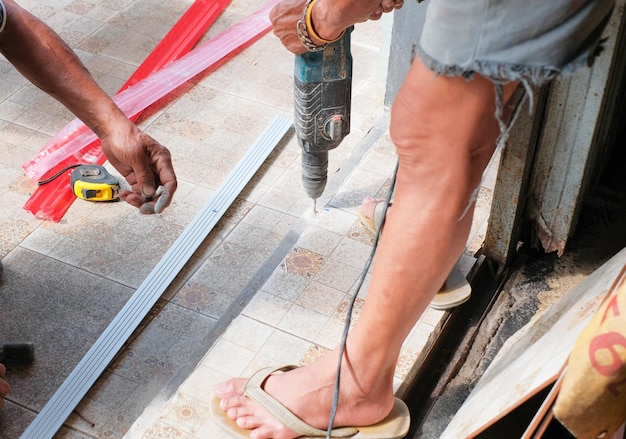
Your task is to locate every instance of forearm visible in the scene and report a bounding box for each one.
[0,0,130,139]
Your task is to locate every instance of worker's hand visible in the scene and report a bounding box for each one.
[99,119,177,214]
[270,0,309,54]
[0,0,177,214]
[270,0,393,54]
[369,0,404,21]
[0,364,10,410]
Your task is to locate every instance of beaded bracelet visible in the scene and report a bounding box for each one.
[296,0,345,52]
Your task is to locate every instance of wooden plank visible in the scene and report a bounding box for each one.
[523,371,565,439]
[440,245,626,438]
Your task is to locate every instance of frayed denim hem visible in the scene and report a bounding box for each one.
[417,47,588,86]
[416,46,595,151]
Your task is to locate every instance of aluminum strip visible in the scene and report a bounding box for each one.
[20,116,292,439]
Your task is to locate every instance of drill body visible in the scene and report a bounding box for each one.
[294,27,353,201]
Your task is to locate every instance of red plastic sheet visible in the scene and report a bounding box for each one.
[23,0,279,221]
[24,0,230,180]
[22,0,230,221]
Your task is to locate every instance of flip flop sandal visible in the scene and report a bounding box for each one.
[210,365,411,438]
[358,197,471,310]
[358,197,388,235]
[429,263,472,310]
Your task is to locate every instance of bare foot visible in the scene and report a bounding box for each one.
[214,349,396,439]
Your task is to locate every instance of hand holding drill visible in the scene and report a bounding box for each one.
[270,0,403,207]
[269,0,402,54]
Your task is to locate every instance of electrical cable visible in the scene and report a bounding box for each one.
[36,163,83,185]
[326,159,399,438]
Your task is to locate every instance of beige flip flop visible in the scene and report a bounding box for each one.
[210,366,411,438]
[429,263,472,310]
[358,197,387,235]
[358,197,472,310]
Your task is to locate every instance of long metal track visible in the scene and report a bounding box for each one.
[20,116,292,439]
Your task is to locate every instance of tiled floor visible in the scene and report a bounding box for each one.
[0,1,499,438]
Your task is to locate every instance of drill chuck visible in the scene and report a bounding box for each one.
[301,149,329,199]
[294,28,353,200]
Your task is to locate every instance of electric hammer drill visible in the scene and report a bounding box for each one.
[294,27,353,207]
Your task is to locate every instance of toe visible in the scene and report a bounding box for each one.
[222,395,255,417]
[215,378,246,399]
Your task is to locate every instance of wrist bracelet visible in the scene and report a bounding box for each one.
[296,0,345,52]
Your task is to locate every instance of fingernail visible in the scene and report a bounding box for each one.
[142,185,156,199]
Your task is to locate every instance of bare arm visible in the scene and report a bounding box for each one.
[0,0,176,214]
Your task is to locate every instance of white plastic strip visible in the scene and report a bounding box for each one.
[20,116,292,439]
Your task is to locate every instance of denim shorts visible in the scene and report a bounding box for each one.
[419,0,615,86]
[417,0,615,216]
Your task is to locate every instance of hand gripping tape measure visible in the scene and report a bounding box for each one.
[70,165,120,201]
[38,164,120,202]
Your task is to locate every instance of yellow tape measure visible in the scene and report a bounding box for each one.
[37,163,120,202]
[70,165,120,201]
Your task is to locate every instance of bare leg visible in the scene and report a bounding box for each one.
[215,58,519,439]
